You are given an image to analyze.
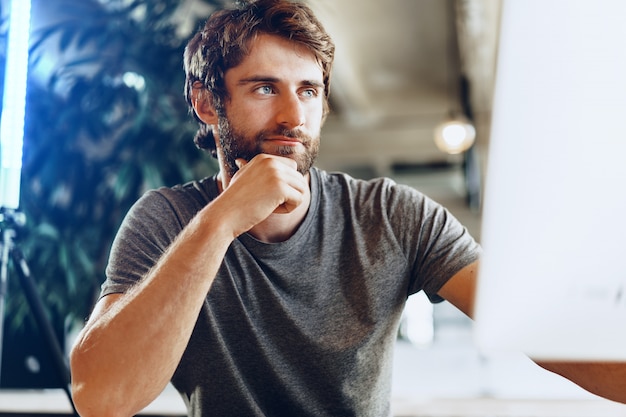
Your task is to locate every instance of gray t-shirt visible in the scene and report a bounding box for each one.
[102,167,481,417]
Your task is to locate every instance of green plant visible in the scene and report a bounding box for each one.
[1,0,228,330]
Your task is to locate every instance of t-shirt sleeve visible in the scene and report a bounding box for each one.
[390,182,482,303]
[101,189,187,298]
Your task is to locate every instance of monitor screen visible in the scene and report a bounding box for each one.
[473,0,626,361]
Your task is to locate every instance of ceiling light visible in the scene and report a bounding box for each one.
[433,116,476,155]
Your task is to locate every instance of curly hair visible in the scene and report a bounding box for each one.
[183,0,335,156]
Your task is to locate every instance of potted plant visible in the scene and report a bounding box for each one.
[0,0,225,387]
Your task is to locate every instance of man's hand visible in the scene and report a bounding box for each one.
[216,153,309,237]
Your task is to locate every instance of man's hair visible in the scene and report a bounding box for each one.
[183,0,335,156]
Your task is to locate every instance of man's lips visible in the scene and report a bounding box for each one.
[265,136,302,146]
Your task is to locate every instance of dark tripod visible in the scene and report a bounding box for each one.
[0,208,79,416]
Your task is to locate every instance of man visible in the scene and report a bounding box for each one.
[69,0,626,416]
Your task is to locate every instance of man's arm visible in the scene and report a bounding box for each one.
[70,201,239,417]
[70,155,308,417]
[438,261,626,404]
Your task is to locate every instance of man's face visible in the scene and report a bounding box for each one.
[216,34,326,178]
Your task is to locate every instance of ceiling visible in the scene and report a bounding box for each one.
[306,0,502,175]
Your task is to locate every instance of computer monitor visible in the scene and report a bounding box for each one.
[473,0,626,361]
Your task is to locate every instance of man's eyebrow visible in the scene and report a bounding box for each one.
[237,76,279,85]
[301,80,325,89]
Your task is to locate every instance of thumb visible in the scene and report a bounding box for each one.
[235,158,248,170]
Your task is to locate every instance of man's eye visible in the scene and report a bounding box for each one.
[301,89,318,98]
[256,85,273,95]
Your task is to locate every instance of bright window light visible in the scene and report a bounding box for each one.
[0,0,32,210]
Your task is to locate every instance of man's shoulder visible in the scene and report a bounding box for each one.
[313,167,418,201]
[169,175,217,199]
[314,167,398,190]
[125,175,218,228]
[141,175,217,206]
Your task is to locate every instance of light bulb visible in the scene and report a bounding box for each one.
[433,118,476,155]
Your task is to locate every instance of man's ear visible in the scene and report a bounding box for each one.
[191,84,218,125]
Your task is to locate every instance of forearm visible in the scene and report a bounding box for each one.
[70,207,235,417]
[536,360,626,404]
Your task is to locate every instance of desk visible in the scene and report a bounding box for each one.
[392,397,626,417]
[0,388,185,416]
[1,389,626,417]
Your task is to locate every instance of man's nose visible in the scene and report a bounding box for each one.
[276,93,305,128]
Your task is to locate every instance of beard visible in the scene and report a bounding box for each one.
[217,115,320,178]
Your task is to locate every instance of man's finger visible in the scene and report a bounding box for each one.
[235,158,248,169]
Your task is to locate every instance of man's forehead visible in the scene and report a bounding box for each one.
[230,33,324,82]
